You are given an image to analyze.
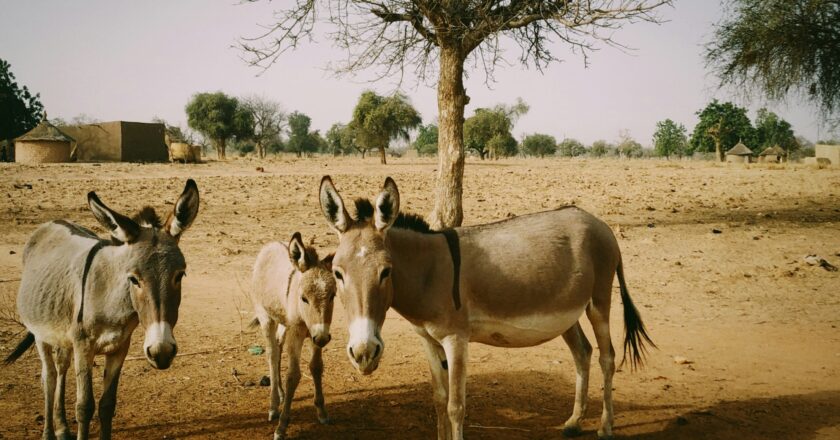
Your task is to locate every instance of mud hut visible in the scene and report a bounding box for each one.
[815,144,840,165]
[725,141,753,163]
[14,118,75,164]
[60,121,168,162]
[759,146,786,163]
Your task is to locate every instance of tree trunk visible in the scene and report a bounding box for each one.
[215,138,225,160]
[714,138,723,162]
[379,146,387,164]
[430,45,468,229]
[361,149,366,159]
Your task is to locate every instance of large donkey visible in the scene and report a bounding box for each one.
[250,232,336,440]
[318,176,654,440]
[5,180,199,440]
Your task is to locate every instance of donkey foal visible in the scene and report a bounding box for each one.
[5,180,200,440]
[251,232,336,440]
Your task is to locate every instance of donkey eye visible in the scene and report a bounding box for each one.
[333,270,343,281]
[380,268,391,283]
[301,297,310,304]
[128,276,140,286]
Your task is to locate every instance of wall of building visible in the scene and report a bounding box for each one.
[815,144,840,165]
[61,122,122,162]
[726,154,750,163]
[120,122,168,162]
[15,141,71,163]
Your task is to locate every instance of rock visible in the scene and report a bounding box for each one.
[712,229,722,234]
[804,255,838,271]
[35,414,44,424]
[248,345,265,355]
[259,375,270,386]
[243,380,256,387]
[676,416,689,426]
[673,356,693,365]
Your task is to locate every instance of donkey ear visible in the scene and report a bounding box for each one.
[88,192,141,243]
[288,232,311,272]
[319,176,350,234]
[374,177,400,232]
[167,179,200,240]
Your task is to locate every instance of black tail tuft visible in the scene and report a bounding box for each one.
[248,317,260,330]
[617,262,656,371]
[4,332,35,366]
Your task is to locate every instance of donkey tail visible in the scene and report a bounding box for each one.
[4,332,35,366]
[617,260,656,371]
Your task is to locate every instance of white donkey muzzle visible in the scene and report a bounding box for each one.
[144,321,177,370]
[347,318,383,375]
[310,323,332,348]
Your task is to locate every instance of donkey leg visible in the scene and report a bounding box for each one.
[36,340,57,440]
[560,322,592,437]
[586,305,616,439]
[274,326,304,440]
[441,335,469,440]
[261,318,281,421]
[72,342,95,440]
[52,346,73,440]
[309,343,329,424]
[98,341,130,440]
[419,333,451,440]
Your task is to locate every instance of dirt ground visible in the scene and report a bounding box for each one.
[1,156,839,439]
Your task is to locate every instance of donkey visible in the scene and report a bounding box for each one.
[250,232,336,440]
[4,179,200,440]
[318,176,654,440]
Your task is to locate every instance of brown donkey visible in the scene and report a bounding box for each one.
[250,233,336,440]
[318,176,654,440]
[5,180,199,440]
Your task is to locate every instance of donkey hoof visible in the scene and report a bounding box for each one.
[268,410,280,422]
[56,433,74,440]
[597,430,614,440]
[562,425,583,437]
[317,414,331,425]
[273,431,287,440]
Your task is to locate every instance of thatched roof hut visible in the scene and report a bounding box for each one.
[758,145,786,163]
[15,117,75,164]
[725,141,753,163]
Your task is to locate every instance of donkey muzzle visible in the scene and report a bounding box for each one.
[144,321,177,370]
[310,323,331,348]
[347,318,383,375]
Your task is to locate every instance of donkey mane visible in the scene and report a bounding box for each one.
[133,206,163,228]
[353,198,434,234]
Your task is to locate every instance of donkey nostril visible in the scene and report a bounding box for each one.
[374,344,381,359]
[145,346,152,359]
[349,346,355,359]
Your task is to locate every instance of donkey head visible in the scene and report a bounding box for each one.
[319,176,399,375]
[288,232,336,348]
[87,179,200,369]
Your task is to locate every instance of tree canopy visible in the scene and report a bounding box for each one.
[464,100,528,160]
[241,0,671,228]
[242,95,285,158]
[558,138,587,157]
[689,100,755,161]
[652,119,688,158]
[186,92,253,159]
[754,108,798,154]
[522,133,557,157]
[286,111,319,157]
[350,91,421,164]
[414,123,438,157]
[1,58,44,159]
[706,0,840,122]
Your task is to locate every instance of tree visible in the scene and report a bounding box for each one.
[706,0,840,122]
[464,100,528,160]
[522,133,557,158]
[414,123,439,157]
[286,111,318,157]
[1,58,44,160]
[617,135,644,158]
[652,119,687,158]
[350,91,422,164]
[754,108,798,155]
[242,0,671,228]
[557,138,587,157]
[326,123,349,156]
[590,140,612,157]
[689,100,755,161]
[186,92,253,159]
[242,95,285,158]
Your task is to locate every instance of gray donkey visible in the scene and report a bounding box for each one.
[251,232,335,440]
[5,179,200,440]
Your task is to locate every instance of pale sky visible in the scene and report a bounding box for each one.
[0,1,829,146]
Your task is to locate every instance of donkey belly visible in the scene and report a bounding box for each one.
[470,304,587,347]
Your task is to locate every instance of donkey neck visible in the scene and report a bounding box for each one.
[386,227,456,324]
[85,243,137,322]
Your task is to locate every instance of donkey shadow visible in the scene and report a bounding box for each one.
[114,368,840,439]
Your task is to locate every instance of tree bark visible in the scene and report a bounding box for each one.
[714,138,723,162]
[215,138,226,160]
[430,45,468,229]
[379,146,387,164]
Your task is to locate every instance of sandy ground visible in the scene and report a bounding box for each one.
[0,156,839,440]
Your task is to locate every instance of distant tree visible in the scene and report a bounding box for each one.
[350,91,421,164]
[652,119,688,158]
[152,116,195,145]
[522,133,557,158]
[186,92,253,159]
[286,111,318,157]
[1,58,44,160]
[689,100,755,161]
[414,123,439,157]
[326,123,349,156]
[311,130,330,154]
[589,139,612,157]
[241,0,671,229]
[242,95,285,158]
[464,100,528,160]
[706,0,840,123]
[558,138,587,157]
[617,131,644,158]
[754,108,798,155]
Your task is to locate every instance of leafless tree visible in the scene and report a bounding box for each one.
[242,95,286,158]
[241,0,671,228]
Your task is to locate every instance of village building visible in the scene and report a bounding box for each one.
[60,121,169,162]
[815,143,840,165]
[725,140,753,163]
[14,117,75,164]
[758,145,786,163]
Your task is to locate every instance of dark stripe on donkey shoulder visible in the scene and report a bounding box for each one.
[441,229,461,310]
[78,241,109,323]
